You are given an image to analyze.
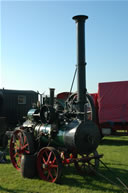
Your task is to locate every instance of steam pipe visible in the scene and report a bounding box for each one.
[72,15,88,115]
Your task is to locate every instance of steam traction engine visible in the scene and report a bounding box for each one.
[10,15,102,183]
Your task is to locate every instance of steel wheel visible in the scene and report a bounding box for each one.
[10,129,35,170]
[74,150,99,175]
[37,147,62,183]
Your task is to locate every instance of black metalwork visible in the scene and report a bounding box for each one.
[49,88,55,107]
[73,15,88,116]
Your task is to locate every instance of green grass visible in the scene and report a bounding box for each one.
[0,136,128,193]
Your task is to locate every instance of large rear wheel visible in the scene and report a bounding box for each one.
[10,129,35,170]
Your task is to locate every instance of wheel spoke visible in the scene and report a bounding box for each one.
[47,151,52,164]
[42,158,47,164]
[18,135,22,146]
[21,143,29,150]
[46,171,50,180]
[14,152,18,158]
[52,156,56,164]
[24,150,30,154]
[42,155,47,164]
[24,135,27,144]
[48,169,54,181]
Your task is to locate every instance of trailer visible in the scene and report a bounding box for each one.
[0,89,38,149]
[0,89,38,128]
[90,81,128,136]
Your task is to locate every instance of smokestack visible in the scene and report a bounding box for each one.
[49,88,55,107]
[73,15,88,114]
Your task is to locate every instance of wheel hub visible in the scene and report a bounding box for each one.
[42,163,48,169]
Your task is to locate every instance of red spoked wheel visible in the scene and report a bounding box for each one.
[10,129,35,170]
[74,150,99,175]
[37,147,62,183]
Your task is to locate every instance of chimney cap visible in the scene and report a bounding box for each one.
[72,15,88,22]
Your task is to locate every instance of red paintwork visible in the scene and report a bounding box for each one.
[10,129,30,170]
[56,92,71,100]
[94,81,128,132]
[37,148,60,183]
[98,81,128,123]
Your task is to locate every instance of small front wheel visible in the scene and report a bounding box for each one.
[37,147,62,183]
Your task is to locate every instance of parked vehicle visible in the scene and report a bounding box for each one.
[0,89,38,128]
[91,81,128,136]
[0,89,38,149]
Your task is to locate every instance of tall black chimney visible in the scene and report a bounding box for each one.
[49,88,55,107]
[72,15,88,114]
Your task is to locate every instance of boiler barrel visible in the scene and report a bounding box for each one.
[35,120,101,154]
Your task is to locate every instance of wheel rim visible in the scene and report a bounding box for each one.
[10,129,31,170]
[37,147,62,183]
[74,151,99,175]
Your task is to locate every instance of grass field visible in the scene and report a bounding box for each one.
[0,136,128,193]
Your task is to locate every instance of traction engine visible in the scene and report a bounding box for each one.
[10,15,102,183]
